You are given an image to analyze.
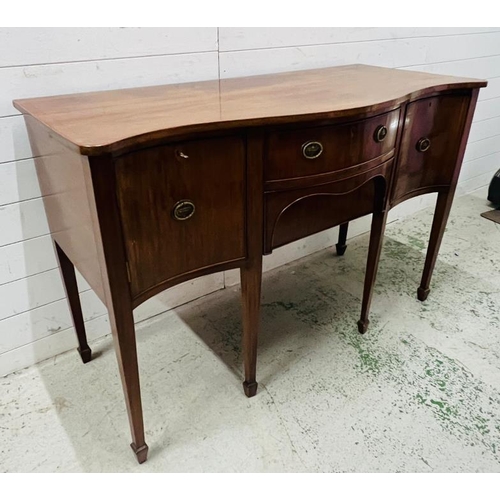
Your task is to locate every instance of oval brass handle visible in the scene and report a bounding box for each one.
[172,200,195,221]
[302,141,323,159]
[416,137,431,152]
[374,125,388,143]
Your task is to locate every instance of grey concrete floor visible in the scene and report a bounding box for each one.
[1,188,500,472]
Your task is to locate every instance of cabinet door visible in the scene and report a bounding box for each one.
[391,93,471,205]
[115,136,246,300]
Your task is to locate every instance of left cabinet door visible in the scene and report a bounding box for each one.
[115,135,246,301]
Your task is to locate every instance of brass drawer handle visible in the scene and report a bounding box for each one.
[302,141,323,159]
[374,125,388,143]
[416,137,431,152]
[172,200,195,221]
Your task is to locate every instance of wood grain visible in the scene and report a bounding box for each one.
[264,109,399,181]
[391,93,471,205]
[13,65,486,156]
[265,161,393,253]
[115,135,246,303]
[23,116,107,305]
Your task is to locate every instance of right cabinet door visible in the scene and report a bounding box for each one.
[391,93,471,205]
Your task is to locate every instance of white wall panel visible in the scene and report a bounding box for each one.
[0,198,48,247]
[0,158,40,205]
[402,55,500,78]
[0,268,92,321]
[469,117,500,143]
[219,32,500,79]
[464,136,500,163]
[0,115,33,163]
[0,235,55,285]
[0,288,103,354]
[0,314,110,377]
[475,97,500,122]
[219,28,499,52]
[460,152,500,182]
[0,28,217,68]
[478,77,500,101]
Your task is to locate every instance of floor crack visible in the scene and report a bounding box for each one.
[262,383,308,470]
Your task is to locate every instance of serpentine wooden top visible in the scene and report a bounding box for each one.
[13,64,486,156]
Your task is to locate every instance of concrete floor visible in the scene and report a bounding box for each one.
[1,188,500,472]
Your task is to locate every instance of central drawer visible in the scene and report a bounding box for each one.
[264,109,399,183]
[115,136,246,300]
[264,160,393,253]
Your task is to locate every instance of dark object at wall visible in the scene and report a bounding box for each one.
[487,168,500,206]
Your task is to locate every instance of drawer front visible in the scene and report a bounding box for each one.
[391,93,471,204]
[265,109,399,182]
[265,160,393,252]
[116,136,246,299]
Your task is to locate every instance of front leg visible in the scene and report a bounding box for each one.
[89,154,148,464]
[108,302,148,464]
[417,190,454,301]
[358,210,388,333]
[240,255,263,397]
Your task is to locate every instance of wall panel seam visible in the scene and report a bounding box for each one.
[219,30,500,52]
[0,49,220,71]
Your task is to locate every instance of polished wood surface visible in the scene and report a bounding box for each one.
[54,242,91,363]
[417,88,480,301]
[241,131,264,398]
[115,135,246,302]
[24,116,107,305]
[13,65,485,155]
[264,109,399,181]
[16,65,486,464]
[89,154,148,464]
[265,161,392,252]
[391,93,471,205]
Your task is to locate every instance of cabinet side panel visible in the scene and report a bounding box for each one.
[24,115,106,305]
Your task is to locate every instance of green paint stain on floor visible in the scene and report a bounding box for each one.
[407,343,500,461]
[202,209,500,469]
[407,235,426,251]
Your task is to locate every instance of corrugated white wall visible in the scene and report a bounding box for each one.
[1,27,499,376]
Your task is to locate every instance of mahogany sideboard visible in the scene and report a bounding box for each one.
[13,65,486,463]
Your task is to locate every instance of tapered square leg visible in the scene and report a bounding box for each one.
[106,279,148,464]
[357,319,369,334]
[336,222,349,256]
[240,255,262,398]
[241,132,264,398]
[417,287,430,302]
[54,242,92,363]
[243,380,258,398]
[130,442,149,464]
[358,210,388,333]
[89,155,148,464]
[77,346,92,363]
[418,191,454,302]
